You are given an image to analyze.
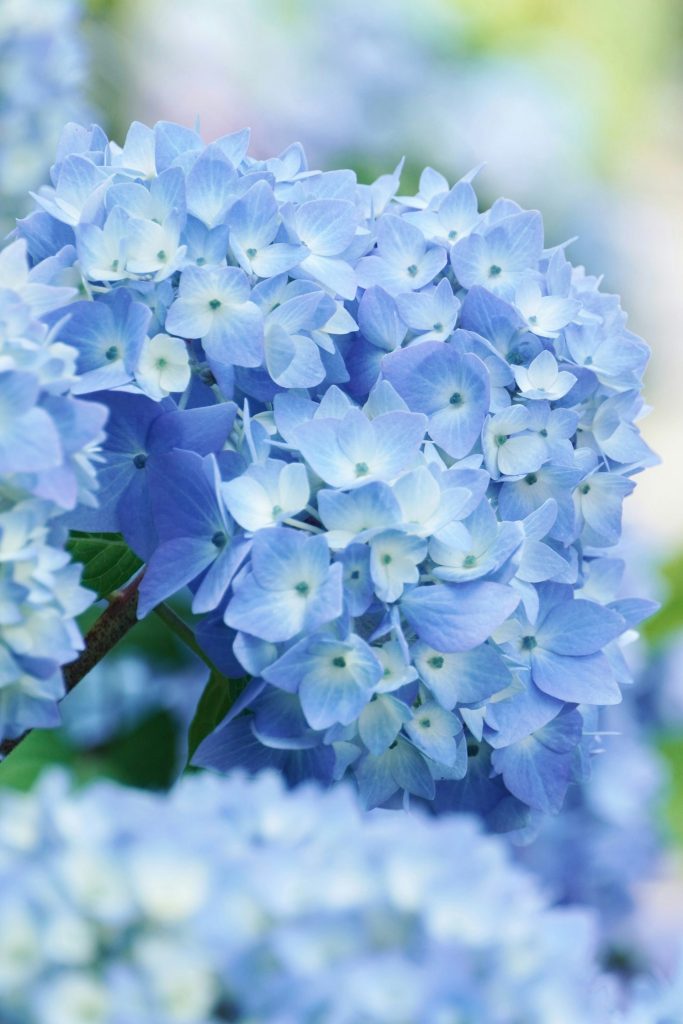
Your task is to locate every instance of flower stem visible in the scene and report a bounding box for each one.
[0,570,223,761]
[152,602,215,670]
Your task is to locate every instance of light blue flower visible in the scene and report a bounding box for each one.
[292,407,427,487]
[165,264,264,369]
[369,529,427,602]
[230,179,306,277]
[357,214,447,295]
[497,585,625,705]
[429,499,523,582]
[482,404,548,478]
[222,458,309,532]
[514,278,580,338]
[264,632,383,729]
[225,527,343,642]
[382,341,489,458]
[513,349,577,401]
[403,178,480,245]
[395,277,460,343]
[60,288,151,394]
[291,197,359,298]
[0,371,62,475]
[450,210,544,297]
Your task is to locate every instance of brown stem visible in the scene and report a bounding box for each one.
[0,571,145,760]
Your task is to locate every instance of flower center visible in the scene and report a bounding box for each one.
[449,392,463,407]
[522,635,537,650]
[211,531,227,548]
[355,462,369,477]
[428,655,444,669]
[332,656,347,668]
[524,473,537,485]
[295,581,310,596]
[209,298,222,310]
[488,264,502,278]
[104,345,119,362]
[406,264,418,278]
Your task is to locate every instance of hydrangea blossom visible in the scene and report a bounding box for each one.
[0,769,617,1023]
[0,240,107,743]
[13,120,656,825]
[0,0,90,232]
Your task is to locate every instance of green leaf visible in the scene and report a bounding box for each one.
[659,733,683,848]
[0,710,182,793]
[67,531,143,600]
[188,671,247,760]
[106,710,181,790]
[642,550,683,647]
[0,730,73,791]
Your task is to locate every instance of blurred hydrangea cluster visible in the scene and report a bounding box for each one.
[0,0,90,232]
[516,701,666,947]
[0,240,106,743]
[0,769,615,1024]
[129,0,600,218]
[12,119,655,824]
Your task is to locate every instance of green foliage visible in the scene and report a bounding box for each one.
[0,709,180,793]
[67,531,143,600]
[643,551,683,647]
[658,734,683,847]
[188,671,248,760]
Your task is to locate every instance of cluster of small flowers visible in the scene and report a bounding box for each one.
[15,120,655,823]
[0,0,90,231]
[0,769,614,1024]
[0,240,107,742]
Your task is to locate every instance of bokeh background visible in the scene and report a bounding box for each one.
[2,0,683,976]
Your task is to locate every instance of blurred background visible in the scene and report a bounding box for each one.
[1,0,683,975]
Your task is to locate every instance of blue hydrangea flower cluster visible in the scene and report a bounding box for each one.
[15,120,656,823]
[0,240,107,743]
[0,769,615,1024]
[0,0,90,232]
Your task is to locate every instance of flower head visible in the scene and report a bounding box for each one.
[9,120,656,824]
